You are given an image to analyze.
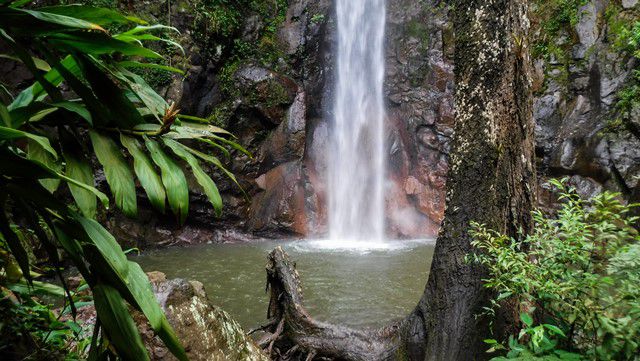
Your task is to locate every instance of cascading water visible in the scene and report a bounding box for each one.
[328,0,387,244]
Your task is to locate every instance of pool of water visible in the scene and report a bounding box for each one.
[132,239,435,330]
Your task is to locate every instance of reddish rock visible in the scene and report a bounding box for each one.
[247,161,307,235]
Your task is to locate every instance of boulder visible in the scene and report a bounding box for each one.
[137,272,269,361]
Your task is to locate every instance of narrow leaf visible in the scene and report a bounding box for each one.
[38,5,139,26]
[89,131,137,217]
[164,139,222,216]
[120,134,165,213]
[0,125,57,158]
[120,24,180,36]
[65,153,97,218]
[182,143,244,195]
[50,101,92,124]
[520,313,534,327]
[144,137,188,225]
[118,61,185,75]
[28,138,61,193]
[92,284,149,361]
[10,55,80,111]
[76,55,144,129]
[47,32,161,59]
[0,208,31,283]
[123,261,188,361]
[0,7,106,35]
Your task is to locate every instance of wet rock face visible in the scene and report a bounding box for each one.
[383,0,453,237]
[533,1,640,201]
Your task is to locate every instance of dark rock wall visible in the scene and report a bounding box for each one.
[532,0,640,207]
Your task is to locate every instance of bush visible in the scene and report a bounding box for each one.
[469,178,640,360]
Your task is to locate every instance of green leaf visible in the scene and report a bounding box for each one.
[0,207,31,283]
[164,139,222,216]
[47,31,161,59]
[74,217,187,360]
[89,131,137,217]
[38,5,139,26]
[10,55,80,110]
[9,279,65,297]
[105,64,168,120]
[182,143,245,195]
[120,24,180,36]
[543,324,566,337]
[0,103,10,127]
[9,104,59,127]
[0,7,106,33]
[520,312,534,327]
[76,55,145,129]
[75,216,128,275]
[118,61,185,75]
[123,261,188,361]
[120,134,165,213]
[144,137,188,225]
[92,284,149,361]
[0,53,51,71]
[10,101,91,128]
[114,33,184,55]
[65,153,97,218]
[50,101,92,125]
[0,125,57,158]
[176,122,232,137]
[28,138,61,193]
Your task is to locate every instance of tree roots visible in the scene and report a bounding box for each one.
[258,246,402,361]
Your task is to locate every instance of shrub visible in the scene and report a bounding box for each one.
[469,178,640,360]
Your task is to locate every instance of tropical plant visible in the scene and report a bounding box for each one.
[0,260,93,359]
[468,178,640,360]
[0,1,247,359]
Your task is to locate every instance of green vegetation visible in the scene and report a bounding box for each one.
[310,13,325,24]
[1,269,93,359]
[405,19,430,49]
[192,0,288,67]
[0,2,246,359]
[606,6,640,129]
[531,0,589,59]
[469,179,640,360]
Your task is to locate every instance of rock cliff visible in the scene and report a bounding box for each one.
[5,0,636,244]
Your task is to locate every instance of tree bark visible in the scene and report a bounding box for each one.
[261,0,535,359]
[400,0,536,358]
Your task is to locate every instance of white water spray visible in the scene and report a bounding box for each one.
[328,0,387,243]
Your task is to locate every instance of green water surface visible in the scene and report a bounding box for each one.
[133,240,435,330]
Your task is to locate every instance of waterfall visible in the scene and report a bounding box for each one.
[328,0,387,243]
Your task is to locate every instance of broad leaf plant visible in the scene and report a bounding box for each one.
[0,1,248,359]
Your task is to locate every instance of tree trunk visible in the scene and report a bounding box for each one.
[400,0,536,358]
[261,0,535,359]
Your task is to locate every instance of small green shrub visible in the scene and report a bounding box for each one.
[1,238,92,359]
[310,14,325,24]
[469,178,640,360]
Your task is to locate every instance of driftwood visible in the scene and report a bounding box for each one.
[262,246,405,361]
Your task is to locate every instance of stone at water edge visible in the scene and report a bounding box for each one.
[64,272,268,361]
[136,271,269,361]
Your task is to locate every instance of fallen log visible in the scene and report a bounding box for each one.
[262,246,411,361]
